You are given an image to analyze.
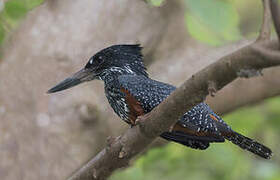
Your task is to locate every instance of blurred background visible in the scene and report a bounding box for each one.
[0,0,280,180]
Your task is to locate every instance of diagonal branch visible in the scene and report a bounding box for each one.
[270,0,280,44]
[68,39,280,180]
[258,0,272,41]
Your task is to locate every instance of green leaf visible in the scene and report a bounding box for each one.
[25,0,44,10]
[184,0,241,46]
[0,0,44,47]
[5,0,28,20]
[147,0,165,6]
[185,14,222,46]
[0,25,5,44]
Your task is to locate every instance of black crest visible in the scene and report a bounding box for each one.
[85,44,148,77]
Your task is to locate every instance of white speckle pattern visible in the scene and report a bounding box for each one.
[103,74,271,157]
[118,75,231,134]
[105,79,132,123]
[99,66,136,84]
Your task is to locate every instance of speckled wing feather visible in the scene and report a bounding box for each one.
[118,75,231,133]
[118,75,272,158]
[118,75,227,148]
[118,75,175,113]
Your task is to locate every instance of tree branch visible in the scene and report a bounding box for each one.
[258,0,271,41]
[206,65,280,115]
[68,1,280,180]
[68,39,280,180]
[270,0,280,44]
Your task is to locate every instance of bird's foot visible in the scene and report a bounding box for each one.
[169,124,175,132]
[135,114,149,126]
[208,81,218,97]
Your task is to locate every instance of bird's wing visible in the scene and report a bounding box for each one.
[178,103,232,135]
[118,75,176,113]
[118,75,227,149]
[118,75,272,157]
[118,75,231,134]
[118,75,231,131]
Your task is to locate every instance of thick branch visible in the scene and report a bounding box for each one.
[270,0,280,44]
[68,39,280,180]
[206,66,280,115]
[258,0,271,41]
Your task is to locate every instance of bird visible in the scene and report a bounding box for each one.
[48,44,272,159]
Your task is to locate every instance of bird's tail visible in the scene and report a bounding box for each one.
[224,131,272,159]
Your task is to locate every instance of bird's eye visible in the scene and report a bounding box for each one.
[85,58,95,69]
[89,59,93,64]
[85,55,104,69]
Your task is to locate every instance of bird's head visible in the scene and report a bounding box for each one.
[47,44,148,93]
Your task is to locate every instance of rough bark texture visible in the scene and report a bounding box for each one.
[1,0,280,180]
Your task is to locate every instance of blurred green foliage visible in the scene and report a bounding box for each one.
[0,25,4,45]
[147,0,262,46]
[146,0,165,6]
[0,0,44,45]
[185,0,242,46]
[184,0,263,46]
[111,97,280,180]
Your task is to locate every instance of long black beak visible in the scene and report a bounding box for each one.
[47,68,95,93]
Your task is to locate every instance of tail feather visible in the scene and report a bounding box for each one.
[224,131,272,159]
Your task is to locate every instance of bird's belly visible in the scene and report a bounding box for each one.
[106,93,131,124]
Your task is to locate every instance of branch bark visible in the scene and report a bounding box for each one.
[258,0,271,41]
[68,1,280,179]
[270,0,280,44]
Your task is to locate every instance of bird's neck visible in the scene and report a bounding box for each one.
[98,67,136,84]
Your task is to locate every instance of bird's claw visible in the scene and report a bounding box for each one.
[169,124,175,132]
[135,114,148,126]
